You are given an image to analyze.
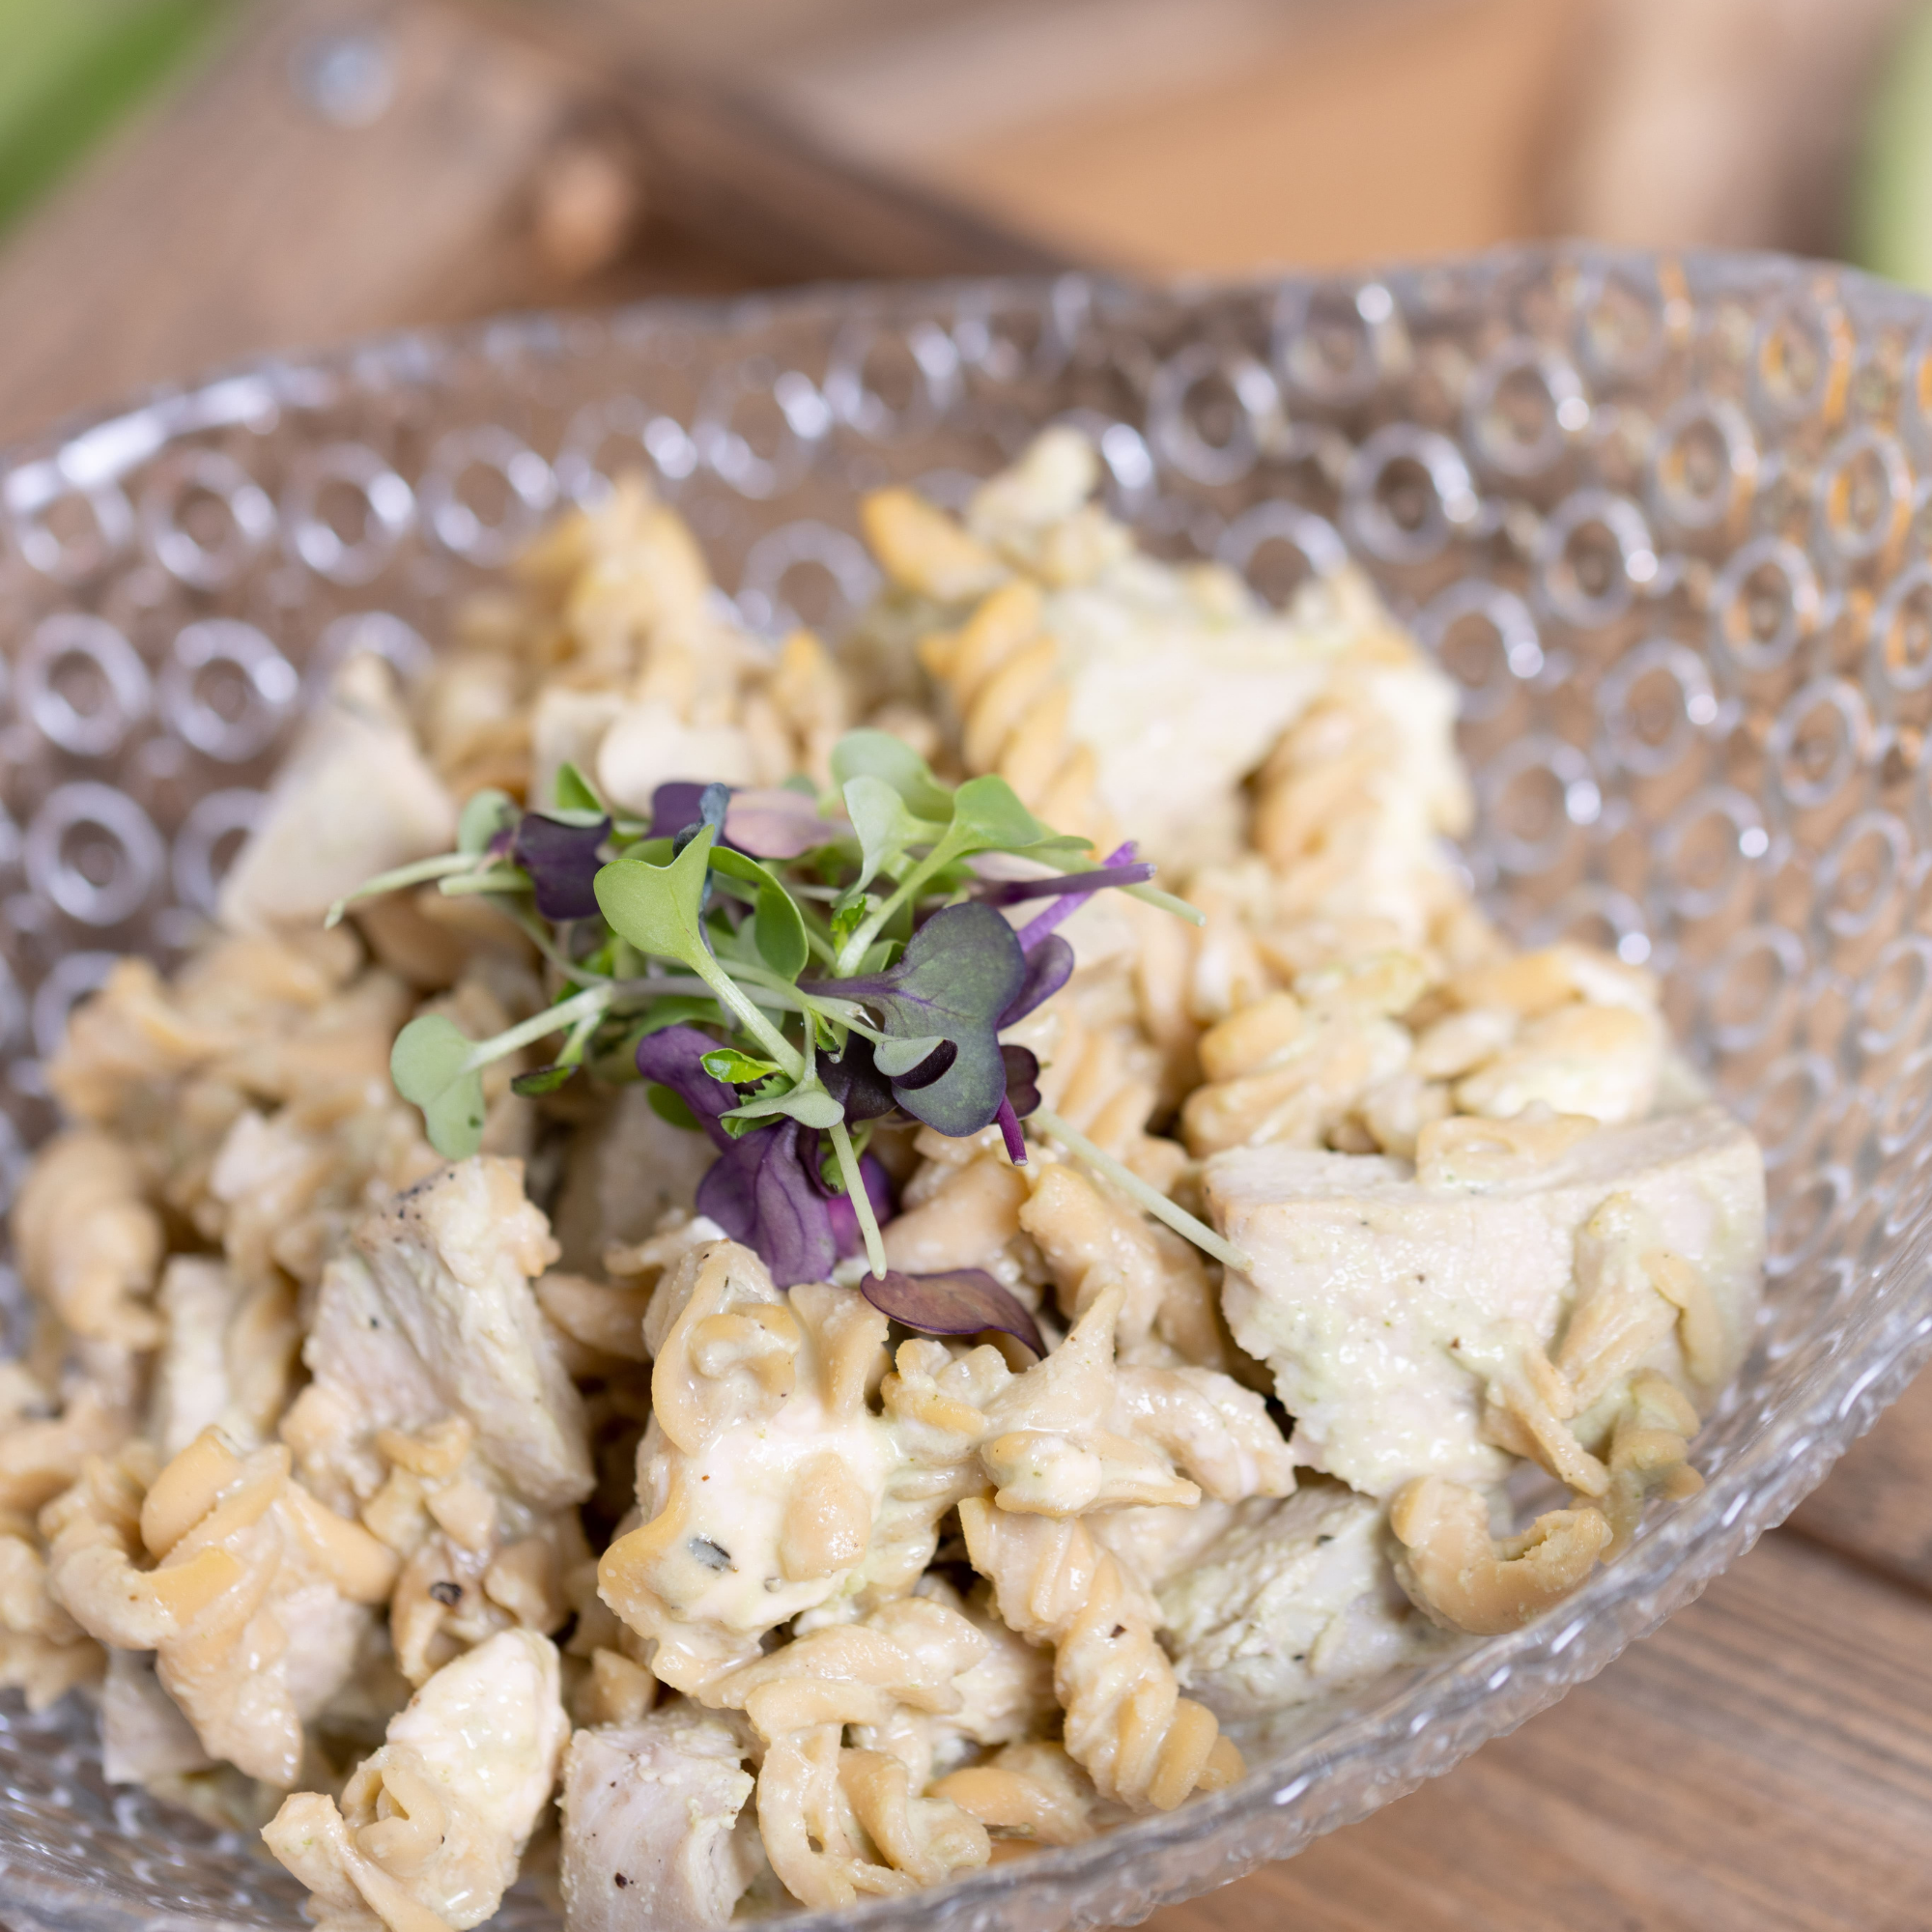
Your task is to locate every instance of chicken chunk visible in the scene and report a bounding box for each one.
[1160,1485,1436,1720]
[149,1257,301,1461]
[220,654,456,933]
[281,1157,593,1516]
[263,1629,568,1932]
[1207,1104,1765,1496]
[559,1708,761,1932]
[100,1647,214,1784]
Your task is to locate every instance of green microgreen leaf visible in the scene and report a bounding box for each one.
[723,1077,846,1131]
[510,1063,580,1097]
[702,1047,781,1084]
[832,896,872,949]
[830,728,955,821]
[834,774,1089,975]
[812,902,1026,1137]
[594,828,805,1077]
[458,788,518,856]
[391,1013,489,1159]
[554,760,605,815]
[646,1084,701,1130]
[710,847,810,981]
[842,775,947,895]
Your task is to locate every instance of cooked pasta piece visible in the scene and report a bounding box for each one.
[703,1596,993,1907]
[958,1498,1242,1811]
[11,1131,163,1350]
[46,1431,396,1784]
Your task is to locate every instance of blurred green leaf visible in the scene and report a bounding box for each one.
[0,0,240,240]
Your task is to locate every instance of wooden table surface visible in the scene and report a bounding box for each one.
[3,4,1931,1929]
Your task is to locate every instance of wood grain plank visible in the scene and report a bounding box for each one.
[1790,1363,1932,1593]
[1147,1531,1932,1932]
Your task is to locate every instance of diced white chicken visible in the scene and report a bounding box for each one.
[281,1157,593,1516]
[100,1647,213,1784]
[594,701,757,816]
[1028,564,1338,876]
[220,654,456,933]
[149,1257,301,1460]
[1206,1104,1766,1497]
[559,1707,762,1932]
[531,687,625,812]
[1160,1485,1436,1720]
[263,1629,569,1932]
[548,1086,719,1272]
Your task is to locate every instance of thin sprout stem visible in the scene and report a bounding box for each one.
[325,852,475,926]
[835,844,952,974]
[507,907,613,986]
[1029,1105,1252,1274]
[684,950,805,1078]
[440,870,531,897]
[459,985,612,1074]
[827,1118,887,1278]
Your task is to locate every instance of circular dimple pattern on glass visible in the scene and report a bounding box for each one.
[19,617,152,759]
[159,623,298,762]
[7,250,1932,1932]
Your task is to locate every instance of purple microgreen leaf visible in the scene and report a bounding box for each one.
[696,1117,838,1288]
[513,812,611,921]
[971,861,1155,908]
[803,901,1025,1138]
[648,781,725,841]
[634,1024,738,1151]
[1001,1043,1041,1119]
[873,1033,949,1079]
[998,932,1074,1028]
[889,1038,957,1091]
[725,787,845,859]
[1015,840,1137,953]
[859,1268,1044,1358]
[994,1095,1027,1165]
[821,1038,897,1123]
[828,1152,895,1260]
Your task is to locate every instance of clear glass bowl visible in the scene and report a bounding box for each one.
[1,243,1928,1932]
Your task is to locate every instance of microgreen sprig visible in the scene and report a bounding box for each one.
[348,731,1232,1294]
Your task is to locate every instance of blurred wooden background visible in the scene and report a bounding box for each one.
[0,0,1918,442]
[4,2,1932,1927]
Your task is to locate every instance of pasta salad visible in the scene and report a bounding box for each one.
[0,428,1764,1927]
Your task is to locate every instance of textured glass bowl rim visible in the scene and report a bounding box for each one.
[1,242,1927,1932]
